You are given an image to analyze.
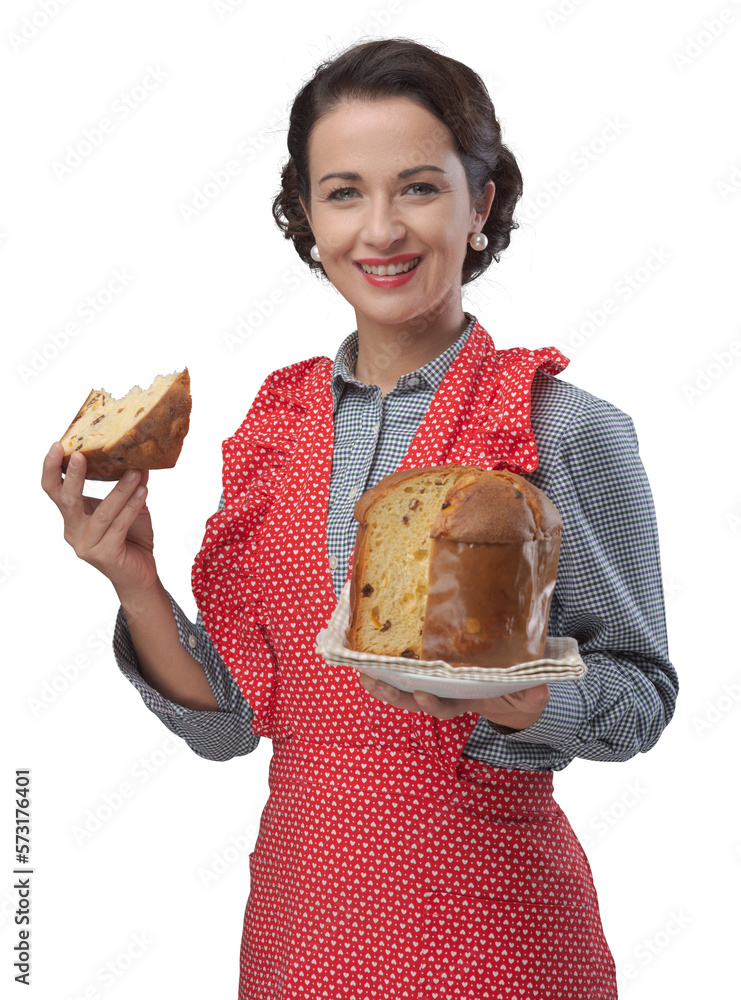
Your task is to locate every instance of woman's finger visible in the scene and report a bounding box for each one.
[411,690,463,719]
[83,469,146,549]
[54,450,90,536]
[505,683,550,710]
[358,675,420,712]
[40,440,66,506]
[102,480,149,545]
[358,673,550,723]
[358,675,467,718]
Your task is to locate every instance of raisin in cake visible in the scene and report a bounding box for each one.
[60,369,191,481]
[345,464,562,669]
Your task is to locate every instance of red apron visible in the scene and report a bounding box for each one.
[192,319,617,998]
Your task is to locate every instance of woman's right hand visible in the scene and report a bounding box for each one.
[41,441,158,599]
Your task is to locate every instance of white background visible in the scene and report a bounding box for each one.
[2,0,739,997]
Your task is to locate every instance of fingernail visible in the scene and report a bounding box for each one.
[69,451,82,467]
[124,469,138,482]
[48,441,60,456]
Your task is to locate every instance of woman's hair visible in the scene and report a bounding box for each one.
[272,37,523,286]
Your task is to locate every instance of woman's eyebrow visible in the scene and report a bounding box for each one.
[318,165,447,184]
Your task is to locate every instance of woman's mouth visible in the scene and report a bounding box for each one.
[355,256,422,287]
[358,256,420,276]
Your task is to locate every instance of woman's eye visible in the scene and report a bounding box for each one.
[326,182,438,201]
[327,187,356,201]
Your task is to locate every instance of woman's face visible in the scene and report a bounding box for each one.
[300,96,494,336]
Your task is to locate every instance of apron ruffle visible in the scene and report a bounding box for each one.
[191,357,326,732]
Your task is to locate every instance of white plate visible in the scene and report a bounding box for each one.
[315,581,588,699]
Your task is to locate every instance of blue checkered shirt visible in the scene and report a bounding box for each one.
[113,313,677,770]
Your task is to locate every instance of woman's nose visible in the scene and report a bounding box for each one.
[360,196,406,250]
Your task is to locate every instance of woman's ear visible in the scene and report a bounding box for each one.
[473,180,496,228]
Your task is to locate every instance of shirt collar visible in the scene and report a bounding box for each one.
[331,312,477,412]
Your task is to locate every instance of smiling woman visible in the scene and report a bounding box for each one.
[43,35,676,1000]
[296,98,495,383]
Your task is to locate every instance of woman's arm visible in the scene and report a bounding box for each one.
[42,443,223,710]
[113,491,260,761]
[465,392,678,770]
[42,446,259,760]
[115,577,218,710]
[364,385,678,771]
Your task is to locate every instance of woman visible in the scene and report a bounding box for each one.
[42,37,677,999]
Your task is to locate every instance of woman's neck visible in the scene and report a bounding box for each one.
[353,306,470,396]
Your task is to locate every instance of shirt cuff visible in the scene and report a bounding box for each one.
[113,592,260,761]
[482,678,588,750]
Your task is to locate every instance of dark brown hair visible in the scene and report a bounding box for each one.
[271,37,523,285]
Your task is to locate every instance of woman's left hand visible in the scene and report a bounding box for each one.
[357,675,550,731]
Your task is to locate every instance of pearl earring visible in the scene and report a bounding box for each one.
[469,232,488,251]
[310,244,321,262]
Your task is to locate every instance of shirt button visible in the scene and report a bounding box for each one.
[188,634,197,649]
[348,485,359,499]
[372,422,380,436]
[328,554,339,570]
[407,376,421,389]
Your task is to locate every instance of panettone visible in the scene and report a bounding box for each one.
[345,464,562,669]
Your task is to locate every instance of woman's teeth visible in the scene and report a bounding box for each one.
[359,257,420,276]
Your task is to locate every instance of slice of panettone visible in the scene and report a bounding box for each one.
[59,369,191,481]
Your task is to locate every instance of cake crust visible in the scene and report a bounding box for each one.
[431,469,562,543]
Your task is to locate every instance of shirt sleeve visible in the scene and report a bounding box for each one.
[113,595,259,761]
[463,395,678,771]
[112,497,260,762]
